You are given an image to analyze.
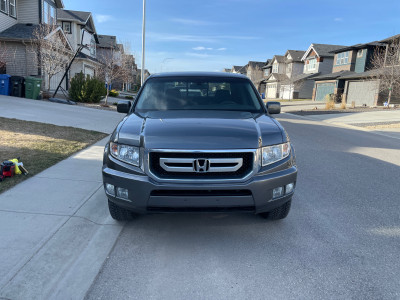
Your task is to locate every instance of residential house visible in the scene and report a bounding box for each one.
[258,59,272,97]
[264,55,285,99]
[137,68,150,82]
[122,53,137,91]
[300,43,347,100]
[333,40,390,106]
[245,61,266,92]
[222,68,231,73]
[57,9,102,80]
[278,50,317,99]
[0,0,73,90]
[231,65,245,74]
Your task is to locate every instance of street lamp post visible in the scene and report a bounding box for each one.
[141,0,146,86]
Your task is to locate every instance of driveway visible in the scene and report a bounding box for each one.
[87,113,400,300]
[0,95,124,134]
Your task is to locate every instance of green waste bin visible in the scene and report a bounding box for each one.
[25,76,42,100]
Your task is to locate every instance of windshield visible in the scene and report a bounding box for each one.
[135,77,263,113]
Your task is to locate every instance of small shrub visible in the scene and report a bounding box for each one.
[125,95,134,100]
[113,102,118,106]
[69,72,107,103]
[325,94,335,110]
[108,89,119,97]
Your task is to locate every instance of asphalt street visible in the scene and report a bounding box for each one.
[86,113,400,299]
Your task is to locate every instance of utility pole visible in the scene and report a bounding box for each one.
[141,0,146,86]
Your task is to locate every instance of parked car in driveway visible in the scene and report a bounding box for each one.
[103,72,297,220]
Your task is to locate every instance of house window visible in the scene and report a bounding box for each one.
[9,0,16,17]
[1,0,7,14]
[272,63,278,73]
[287,63,292,74]
[336,52,349,65]
[357,49,364,58]
[63,22,71,34]
[264,69,269,76]
[307,58,316,71]
[43,1,56,25]
[90,35,96,56]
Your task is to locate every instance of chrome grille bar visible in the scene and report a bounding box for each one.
[160,157,243,173]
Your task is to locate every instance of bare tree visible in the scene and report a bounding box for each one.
[97,44,132,105]
[370,40,400,105]
[31,24,72,92]
[0,42,17,74]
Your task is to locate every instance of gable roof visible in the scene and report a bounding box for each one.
[380,34,400,43]
[57,9,91,23]
[232,65,244,72]
[331,41,385,53]
[266,73,288,82]
[247,61,265,69]
[98,35,117,48]
[0,23,40,40]
[57,9,97,35]
[285,50,305,62]
[0,24,73,51]
[301,43,347,60]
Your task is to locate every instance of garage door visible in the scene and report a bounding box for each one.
[49,70,67,91]
[266,84,277,99]
[346,80,379,106]
[315,82,335,101]
[280,85,292,99]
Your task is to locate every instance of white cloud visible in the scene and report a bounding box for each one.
[193,46,206,51]
[185,52,212,58]
[217,48,227,51]
[206,47,213,50]
[95,14,113,23]
[170,18,216,26]
[334,17,343,22]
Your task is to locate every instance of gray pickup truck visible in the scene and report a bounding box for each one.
[103,72,297,221]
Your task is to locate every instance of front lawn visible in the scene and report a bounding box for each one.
[0,118,107,193]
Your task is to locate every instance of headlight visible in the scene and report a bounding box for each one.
[262,142,290,166]
[110,142,140,166]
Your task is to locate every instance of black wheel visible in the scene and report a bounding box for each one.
[259,200,292,220]
[108,200,135,221]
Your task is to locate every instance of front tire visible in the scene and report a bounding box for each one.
[108,200,135,221]
[259,200,292,220]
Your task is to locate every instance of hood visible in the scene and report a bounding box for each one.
[117,110,283,150]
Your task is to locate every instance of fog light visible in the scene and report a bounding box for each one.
[105,183,115,196]
[116,187,129,199]
[285,183,295,194]
[273,187,284,199]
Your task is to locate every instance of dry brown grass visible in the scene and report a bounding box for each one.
[325,95,335,110]
[0,118,107,193]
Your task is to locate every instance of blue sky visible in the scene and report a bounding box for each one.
[66,0,400,73]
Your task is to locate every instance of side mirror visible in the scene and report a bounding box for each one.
[266,101,281,114]
[117,100,131,114]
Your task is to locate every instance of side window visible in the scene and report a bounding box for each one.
[1,0,8,14]
[63,22,71,34]
[9,0,16,17]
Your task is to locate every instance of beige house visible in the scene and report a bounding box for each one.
[0,0,73,91]
[57,9,102,81]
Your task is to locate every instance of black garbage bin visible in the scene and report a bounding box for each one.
[10,76,25,98]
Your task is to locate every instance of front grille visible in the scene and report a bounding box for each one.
[151,190,252,197]
[149,152,254,179]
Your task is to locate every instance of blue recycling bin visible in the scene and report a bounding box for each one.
[0,74,11,95]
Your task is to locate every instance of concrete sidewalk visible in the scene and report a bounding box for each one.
[0,95,124,134]
[301,110,400,125]
[0,138,124,299]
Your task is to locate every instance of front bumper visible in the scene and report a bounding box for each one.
[102,161,297,214]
